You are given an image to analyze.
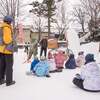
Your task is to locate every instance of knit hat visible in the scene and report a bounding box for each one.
[4,15,13,24]
[69,54,74,59]
[85,54,95,64]
[78,51,84,55]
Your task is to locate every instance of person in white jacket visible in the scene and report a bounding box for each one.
[73,53,100,92]
[76,51,85,67]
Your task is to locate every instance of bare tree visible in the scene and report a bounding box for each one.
[30,0,62,37]
[31,16,46,42]
[55,0,70,40]
[80,0,100,39]
[73,5,87,34]
[0,0,24,28]
[72,0,100,51]
[0,0,29,51]
[29,1,46,42]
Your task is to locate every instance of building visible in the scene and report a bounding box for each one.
[16,25,49,44]
[30,31,48,43]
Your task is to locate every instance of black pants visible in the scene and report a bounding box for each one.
[0,53,13,84]
[40,47,47,57]
[73,77,100,92]
[73,77,84,89]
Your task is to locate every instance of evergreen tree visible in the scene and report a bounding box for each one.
[30,0,62,37]
[42,0,56,37]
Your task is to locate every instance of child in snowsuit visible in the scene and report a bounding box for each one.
[48,50,59,73]
[65,54,77,69]
[54,50,66,72]
[33,56,50,77]
[30,56,40,72]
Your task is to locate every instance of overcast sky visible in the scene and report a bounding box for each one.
[21,0,80,25]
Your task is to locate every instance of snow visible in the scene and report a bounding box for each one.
[0,42,100,100]
[67,29,81,56]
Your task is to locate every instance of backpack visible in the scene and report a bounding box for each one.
[0,26,13,52]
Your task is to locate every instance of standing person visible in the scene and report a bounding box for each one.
[24,39,38,64]
[27,39,38,62]
[0,15,15,86]
[40,36,48,58]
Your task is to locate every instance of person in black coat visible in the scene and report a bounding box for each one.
[65,54,77,69]
[40,36,48,57]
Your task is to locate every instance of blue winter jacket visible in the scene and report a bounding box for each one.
[65,54,77,69]
[34,60,50,77]
[30,59,40,71]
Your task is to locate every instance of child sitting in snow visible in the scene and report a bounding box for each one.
[73,53,100,92]
[33,56,50,77]
[48,50,64,73]
[54,50,66,72]
[76,51,85,67]
[48,51,57,72]
[30,56,40,72]
[65,53,77,69]
[26,56,40,75]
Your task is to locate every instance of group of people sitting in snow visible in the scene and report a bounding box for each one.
[27,49,67,77]
[27,49,85,77]
[25,36,100,92]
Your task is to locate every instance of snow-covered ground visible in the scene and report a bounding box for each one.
[0,42,100,100]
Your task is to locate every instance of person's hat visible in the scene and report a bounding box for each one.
[78,51,84,55]
[85,53,95,64]
[69,53,74,59]
[4,15,13,24]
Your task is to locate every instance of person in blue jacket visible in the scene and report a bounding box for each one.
[30,56,40,72]
[65,54,77,69]
[26,56,40,75]
[33,56,50,77]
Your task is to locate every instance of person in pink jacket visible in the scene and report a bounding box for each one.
[54,50,66,72]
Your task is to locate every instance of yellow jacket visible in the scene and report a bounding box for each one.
[0,22,13,54]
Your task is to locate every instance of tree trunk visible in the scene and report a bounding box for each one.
[99,42,100,52]
[82,23,85,34]
[48,1,51,38]
[48,16,51,37]
[38,17,41,43]
[38,28,41,43]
